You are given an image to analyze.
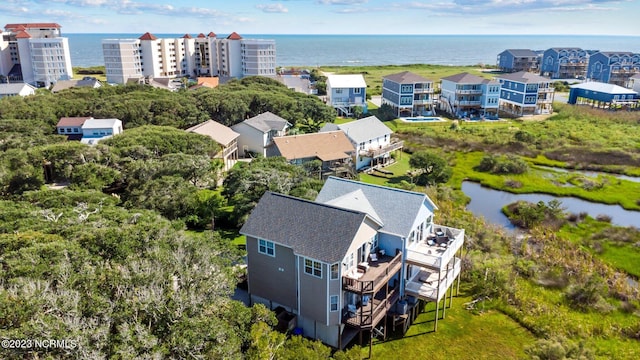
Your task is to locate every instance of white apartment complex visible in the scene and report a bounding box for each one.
[102,31,276,84]
[0,23,73,87]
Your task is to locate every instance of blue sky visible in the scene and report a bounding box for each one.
[1,0,639,35]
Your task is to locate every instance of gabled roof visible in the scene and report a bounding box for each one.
[271,131,355,162]
[481,78,500,85]
[139,32,158,41]
[316,177,437,237]
[77,77,101,87]
[51,78,101,92]
[321,116,391,144]
[327,74,366,88]
[197,33,206,38]
[324,189,383,225]
[15,31,31,39]
[0,83,36,95]
[240,192,378,263]
[208,32,217,37]
[497,71,550,84]
[383,71,432,84]
[186,120,239,146]
[597,51,635,57]
[183,34,192,39]
[441,72,486,84]
[235,112,290,133]
[82,118,121,129]
[227,32,242,40]
[570,82,637,95]
[501,49,538,57]
[549,47,583,51]
[57,117,93,127]
[193,77,219,88]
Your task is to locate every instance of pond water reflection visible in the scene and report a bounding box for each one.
[461,181,640,229]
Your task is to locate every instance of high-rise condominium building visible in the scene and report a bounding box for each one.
[0,23,73,87]
[102,31,276,84]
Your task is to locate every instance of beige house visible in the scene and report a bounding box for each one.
[186,120,240,170]
[267,131,356,178]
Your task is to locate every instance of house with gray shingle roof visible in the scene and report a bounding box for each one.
[381,71,435,117]
[439,72,501,119]
[496,71,555,116]
[497,49,540,73]
[51,77,102,93]
[0,83,36,98]
[241,177,465,349]
[231,112,291,157]
[320,115,402,171]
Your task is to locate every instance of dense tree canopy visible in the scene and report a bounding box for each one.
[0,77,360,358]
[0,76,335,132]
[222,156,324,226]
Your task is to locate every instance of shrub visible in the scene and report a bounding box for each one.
[525,336,594,360]
[565,275,609,312]
[476,154,528,174]
[514,130,535,143]
[595,214,612,223]
[504,179,523,188]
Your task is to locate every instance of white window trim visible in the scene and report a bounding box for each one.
[330,263,339,280]
[330,295,339,312]
[304,258,322,278]
[258,239,275,257]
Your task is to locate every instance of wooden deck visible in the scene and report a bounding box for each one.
[342,252,402,294]
[344,288,400,329]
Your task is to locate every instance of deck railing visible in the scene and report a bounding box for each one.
[342,252,402,294]
[362,141,404,158]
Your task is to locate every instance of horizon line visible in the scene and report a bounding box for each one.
[62,32,640,37]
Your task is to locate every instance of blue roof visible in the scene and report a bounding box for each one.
[316,177,437,237]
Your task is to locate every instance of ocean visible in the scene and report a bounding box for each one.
[66,33,640,68]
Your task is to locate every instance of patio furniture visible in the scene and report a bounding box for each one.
[369,253,378,262]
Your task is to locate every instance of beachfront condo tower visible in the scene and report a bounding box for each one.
[0,23,73,88]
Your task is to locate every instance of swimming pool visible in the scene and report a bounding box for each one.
[400,117,444,122]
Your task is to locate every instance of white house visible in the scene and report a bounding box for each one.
[320,116,402,171]
[326,74,367,117]
[628,73,640,93]
[80,118,123,145]
[0,83,36,98]
[231,112,291,157]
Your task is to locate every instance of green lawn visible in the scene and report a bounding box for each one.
[363,294,535,360]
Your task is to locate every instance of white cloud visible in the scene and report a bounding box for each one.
[402,0,624,14]
[317,0,369,5]
[256,3,289,13]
